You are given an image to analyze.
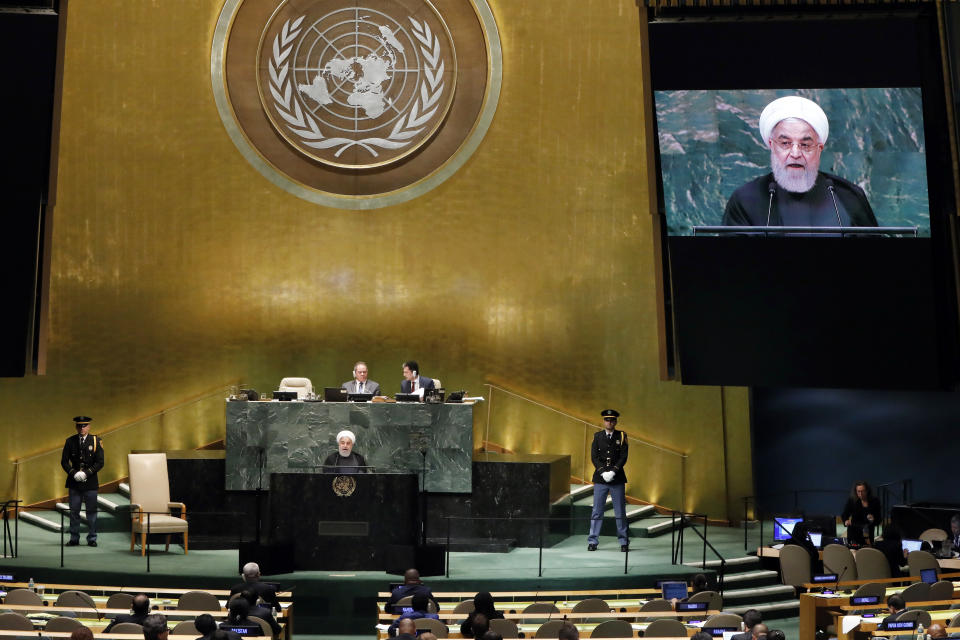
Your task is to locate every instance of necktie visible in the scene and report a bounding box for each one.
[359,382,364,393]
[412,380,417,393]
[80,437,85,447]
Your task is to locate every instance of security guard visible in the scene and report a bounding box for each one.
[59,416,105,547]
[587,409,629,551]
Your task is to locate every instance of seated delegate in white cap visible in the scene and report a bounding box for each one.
[322,430,369,474]
[723,95,878,228]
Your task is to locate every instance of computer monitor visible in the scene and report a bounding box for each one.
[661,581,688,601]
[774,518,802,541]
[809,532,823,548]
[324,387,348,402]
[920,567,938,584]
[901,539,923,553]
[272,391,298,401]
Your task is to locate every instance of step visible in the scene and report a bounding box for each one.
[686,555,760,570]
[719,569,780,589]
[119,482,130,497]
[569,484,594,500]
[55,502,128,533]
[55,503,86,524]
[724,598,800,620]
[631,516,685,538]
[720,584,797,605]
[425,537,516,553]
[19,510,62,532]
[97,492,131,514]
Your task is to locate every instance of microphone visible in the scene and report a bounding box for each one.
[766,181,776,225]
[825,178,843,227]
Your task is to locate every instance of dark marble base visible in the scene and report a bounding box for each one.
[269,472,419,570]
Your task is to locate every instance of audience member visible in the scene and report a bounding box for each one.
[231,563,281,614]
[196,614,241,640]
[691,573,709,594]
[236,590,281,636]
[469,613,490,639]
[950,514,960,551]
[70,628,94,640]
[880,594,906,630]
[143,614,169,640]
[558,622,579,640]
[842,481,882,545]
[481,632,503,640]
[385,568,440,614]
[872,523,907,577]
[928,623,947,639]
[731,609,763,640]
[767,630,786,640]
[751,623,769,639]
[460,593,503,637]
[388,594,440,637]
[105,594,151,632]
[219,597,264,636]
[395,618,418,640]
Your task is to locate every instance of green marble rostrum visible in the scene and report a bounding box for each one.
[225,401,474,492]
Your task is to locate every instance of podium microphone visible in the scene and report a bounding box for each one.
[766,181,776,225]
[825,178,843,227]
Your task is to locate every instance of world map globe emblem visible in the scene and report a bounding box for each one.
[258,1,458,169]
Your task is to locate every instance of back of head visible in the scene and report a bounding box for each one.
[420,633,438,640]
[888,594,906,611]
[471,613,489,638]
[481,632,503,640]
[242,562,260,582]
[404,568,422,584]
[883,523,902,542]
[691,573,709,592]
[412,594,429,613]
[228,596,250,623]
[195,614,217,636]
[767,630,785,640]
[473,592,496,615]
[751,623,768,639]
[132,594,151,616]
[210,632,231,640]
[743,609,763,629]
[558,622,580,640]
[142,613,167,640]
[70,627,94,640]
[239,590,258,607]
[397,618,417,637]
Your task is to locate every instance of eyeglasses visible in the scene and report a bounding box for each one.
[774,139,819,154]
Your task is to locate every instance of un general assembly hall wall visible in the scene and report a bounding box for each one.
[0,0,752,521]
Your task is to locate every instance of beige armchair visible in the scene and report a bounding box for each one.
[278,377,313,399]
[128,453,189,555]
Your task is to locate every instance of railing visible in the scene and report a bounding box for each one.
[483,383,688,510]
[877,478,912,524]
[670,511,726,595]
[11,381,239,506]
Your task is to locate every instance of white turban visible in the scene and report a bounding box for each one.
[758,96,829,146]
[336,430,356,444]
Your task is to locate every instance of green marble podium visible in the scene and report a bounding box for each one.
[224,400,474,492]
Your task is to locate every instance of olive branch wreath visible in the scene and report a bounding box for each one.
[268,15,445,158]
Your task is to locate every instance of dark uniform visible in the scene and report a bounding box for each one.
[59,416,104,545]
[588,409,629,551]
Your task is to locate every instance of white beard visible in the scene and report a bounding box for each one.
[771,149,818,193]
[339,449,352,457]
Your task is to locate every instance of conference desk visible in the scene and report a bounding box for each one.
[800,589,960,640]
[225,399,474,492]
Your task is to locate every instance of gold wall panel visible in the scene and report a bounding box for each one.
[0,0,752,519]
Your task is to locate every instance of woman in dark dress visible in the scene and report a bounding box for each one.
[460,592,504,638]
[841,481,882,545]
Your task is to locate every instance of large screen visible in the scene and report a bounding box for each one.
[656,88,929,236]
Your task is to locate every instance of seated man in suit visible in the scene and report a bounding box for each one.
[219,598,264,637]
[236,590,281,637]
[341,361,381,396]
[400,360,435,396]
[104,594,151,632]
[195,615,241,640]
[879,594,906,630]
[385,568,439,613]
[231,563,282,613]
[730,609,762,640]
[387,594,439,637]
[143,614,169,640]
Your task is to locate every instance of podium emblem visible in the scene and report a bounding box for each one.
[332,474,357,497]
[211,0,501,208]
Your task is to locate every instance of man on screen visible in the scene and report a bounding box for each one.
[723,95,878,228]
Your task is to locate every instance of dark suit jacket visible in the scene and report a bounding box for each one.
[385,583,439,613]
[341,379,381,396]
[591,429,628,484]
[230,581,281,613]
[219,621,264,636]
[400,377,435,394]
[104,612,150,632]
[60,433,105,491]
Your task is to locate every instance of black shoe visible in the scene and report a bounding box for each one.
[88,541,97,547]
[66,540,80,546]
[621,544,629,552]
[587,543,598,551]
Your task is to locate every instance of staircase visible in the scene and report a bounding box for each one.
[568,483,684,538]
[19,483,131,534]
[685,555,799,620]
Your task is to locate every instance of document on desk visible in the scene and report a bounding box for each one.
[842,615,862,635]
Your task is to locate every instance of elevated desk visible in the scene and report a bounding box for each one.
[226,400,474,492]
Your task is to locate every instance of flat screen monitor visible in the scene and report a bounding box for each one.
[272,391,297,401]
[708,628,738,637]
[676,602,708,612]
[774,518,802,541]
[921,567,938,584]
[902,539,923,553]
[809,532,823,548]
[851,595,880,605]
[812,573,838,583]
[661,581,688,601]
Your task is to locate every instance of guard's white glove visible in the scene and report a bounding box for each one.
[73,471,87,482]
[601,470,615,483]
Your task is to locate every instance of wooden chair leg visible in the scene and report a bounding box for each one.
[165,535,170,552]
[183,531,188,555]
[130,530,135,552]
[140,531,147,556]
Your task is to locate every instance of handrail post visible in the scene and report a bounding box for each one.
[538,518,543,578]
[146,512,151,573]
[702,514,708,569]
[671,511,677,564]
[60,508,64,568]
[445,516,450,578]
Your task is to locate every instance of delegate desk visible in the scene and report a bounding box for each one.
[225,400,474,492]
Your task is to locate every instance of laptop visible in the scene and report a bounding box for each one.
[773,517,802,541]
[272,391,298,401]
[920,567,938,584]
[901,539,923,553]
[324,387,348,402]
[661,581,688,601]
[809,532,823,548]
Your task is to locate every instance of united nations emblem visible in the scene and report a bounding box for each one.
[332,474,357,497]
[212,0,501,207]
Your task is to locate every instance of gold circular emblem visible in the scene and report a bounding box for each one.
[332,474,357,496]
[212,0,501,208]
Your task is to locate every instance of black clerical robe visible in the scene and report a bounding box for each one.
[723,172,878,228]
